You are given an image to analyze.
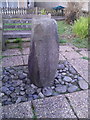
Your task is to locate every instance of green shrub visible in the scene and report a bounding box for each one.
[72,17,88,38]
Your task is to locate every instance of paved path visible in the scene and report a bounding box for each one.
[1,90,88,119]
[2,44,88,82]
[1,44,89,119]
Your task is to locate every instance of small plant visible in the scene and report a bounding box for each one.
[72,17,88,38]
[40,9,46,15]
[6,40,10,43]
[13,38,22,50]
[13,38,22,43]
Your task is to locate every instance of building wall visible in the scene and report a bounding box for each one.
[35,2,88,12]
[0,0,34,8]
[35,2,67,8]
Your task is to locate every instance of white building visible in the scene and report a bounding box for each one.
[0,0,88,12]
[0,0,34,8]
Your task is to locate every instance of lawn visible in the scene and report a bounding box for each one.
[57,21,88,48]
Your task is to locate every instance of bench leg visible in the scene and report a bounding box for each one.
[2,36,6,51]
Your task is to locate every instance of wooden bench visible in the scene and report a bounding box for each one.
[2,18,32,50]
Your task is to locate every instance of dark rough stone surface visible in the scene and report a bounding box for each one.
[78,78,88,90]
[55,85,67,93]
[42,87,53,96]
[63,76,72,82]
[18,73,27,80]
[67,85,79,93]
[28,18,59,87]
[69,67,77,75]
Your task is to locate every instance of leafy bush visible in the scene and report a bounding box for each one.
[72,17,88,38]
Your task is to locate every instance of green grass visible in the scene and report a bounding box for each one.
[57,21,72,35]
[0,55,8,59]
[72,37,88,48]
[81,56,90,61]
[7,38,23,50]
[4,23,32,26]
[4,28,31,31]
[14,38,23,50]
[57,21,88,48]
[13,38,22,43]
[8,46,20,49]
[59,39,67,44]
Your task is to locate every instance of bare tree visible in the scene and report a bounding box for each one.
[65,2,83,24]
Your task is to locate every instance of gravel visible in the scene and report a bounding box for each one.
[63,76,72,82]
[42,87,53,96]
[67,85,79,93]
[78,78,88,90]
[1,61,89,106]
[55,85,67,93]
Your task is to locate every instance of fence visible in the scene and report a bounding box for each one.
[0,7,65,16]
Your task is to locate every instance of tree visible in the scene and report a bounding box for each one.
[65,2,83,24]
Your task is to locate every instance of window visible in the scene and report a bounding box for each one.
[2,1,7,7]
[8,0,18,8]
[1,0,18,8]
[27,0,31,8]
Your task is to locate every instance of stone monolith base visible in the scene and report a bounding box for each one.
[28,17,59,87]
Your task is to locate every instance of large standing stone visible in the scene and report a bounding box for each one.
[28,17,59,87]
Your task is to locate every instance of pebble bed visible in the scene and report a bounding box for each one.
[0,61,89,106]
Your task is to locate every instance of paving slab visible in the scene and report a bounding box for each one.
[0,105,3,119]
[2,55,24,67]
[22,55,29,65]
[79,50,88,57]
[62,51,82,60]
[59,45,74,52]
[59,53,66,61]
[22,42,30,48]
[68,58,88,82]
[2,49,21,56]
[88,90,90,118]
[65,90,88,118]
[22,47,30,55]
[33,95,77,118]
[2,101,33,118]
